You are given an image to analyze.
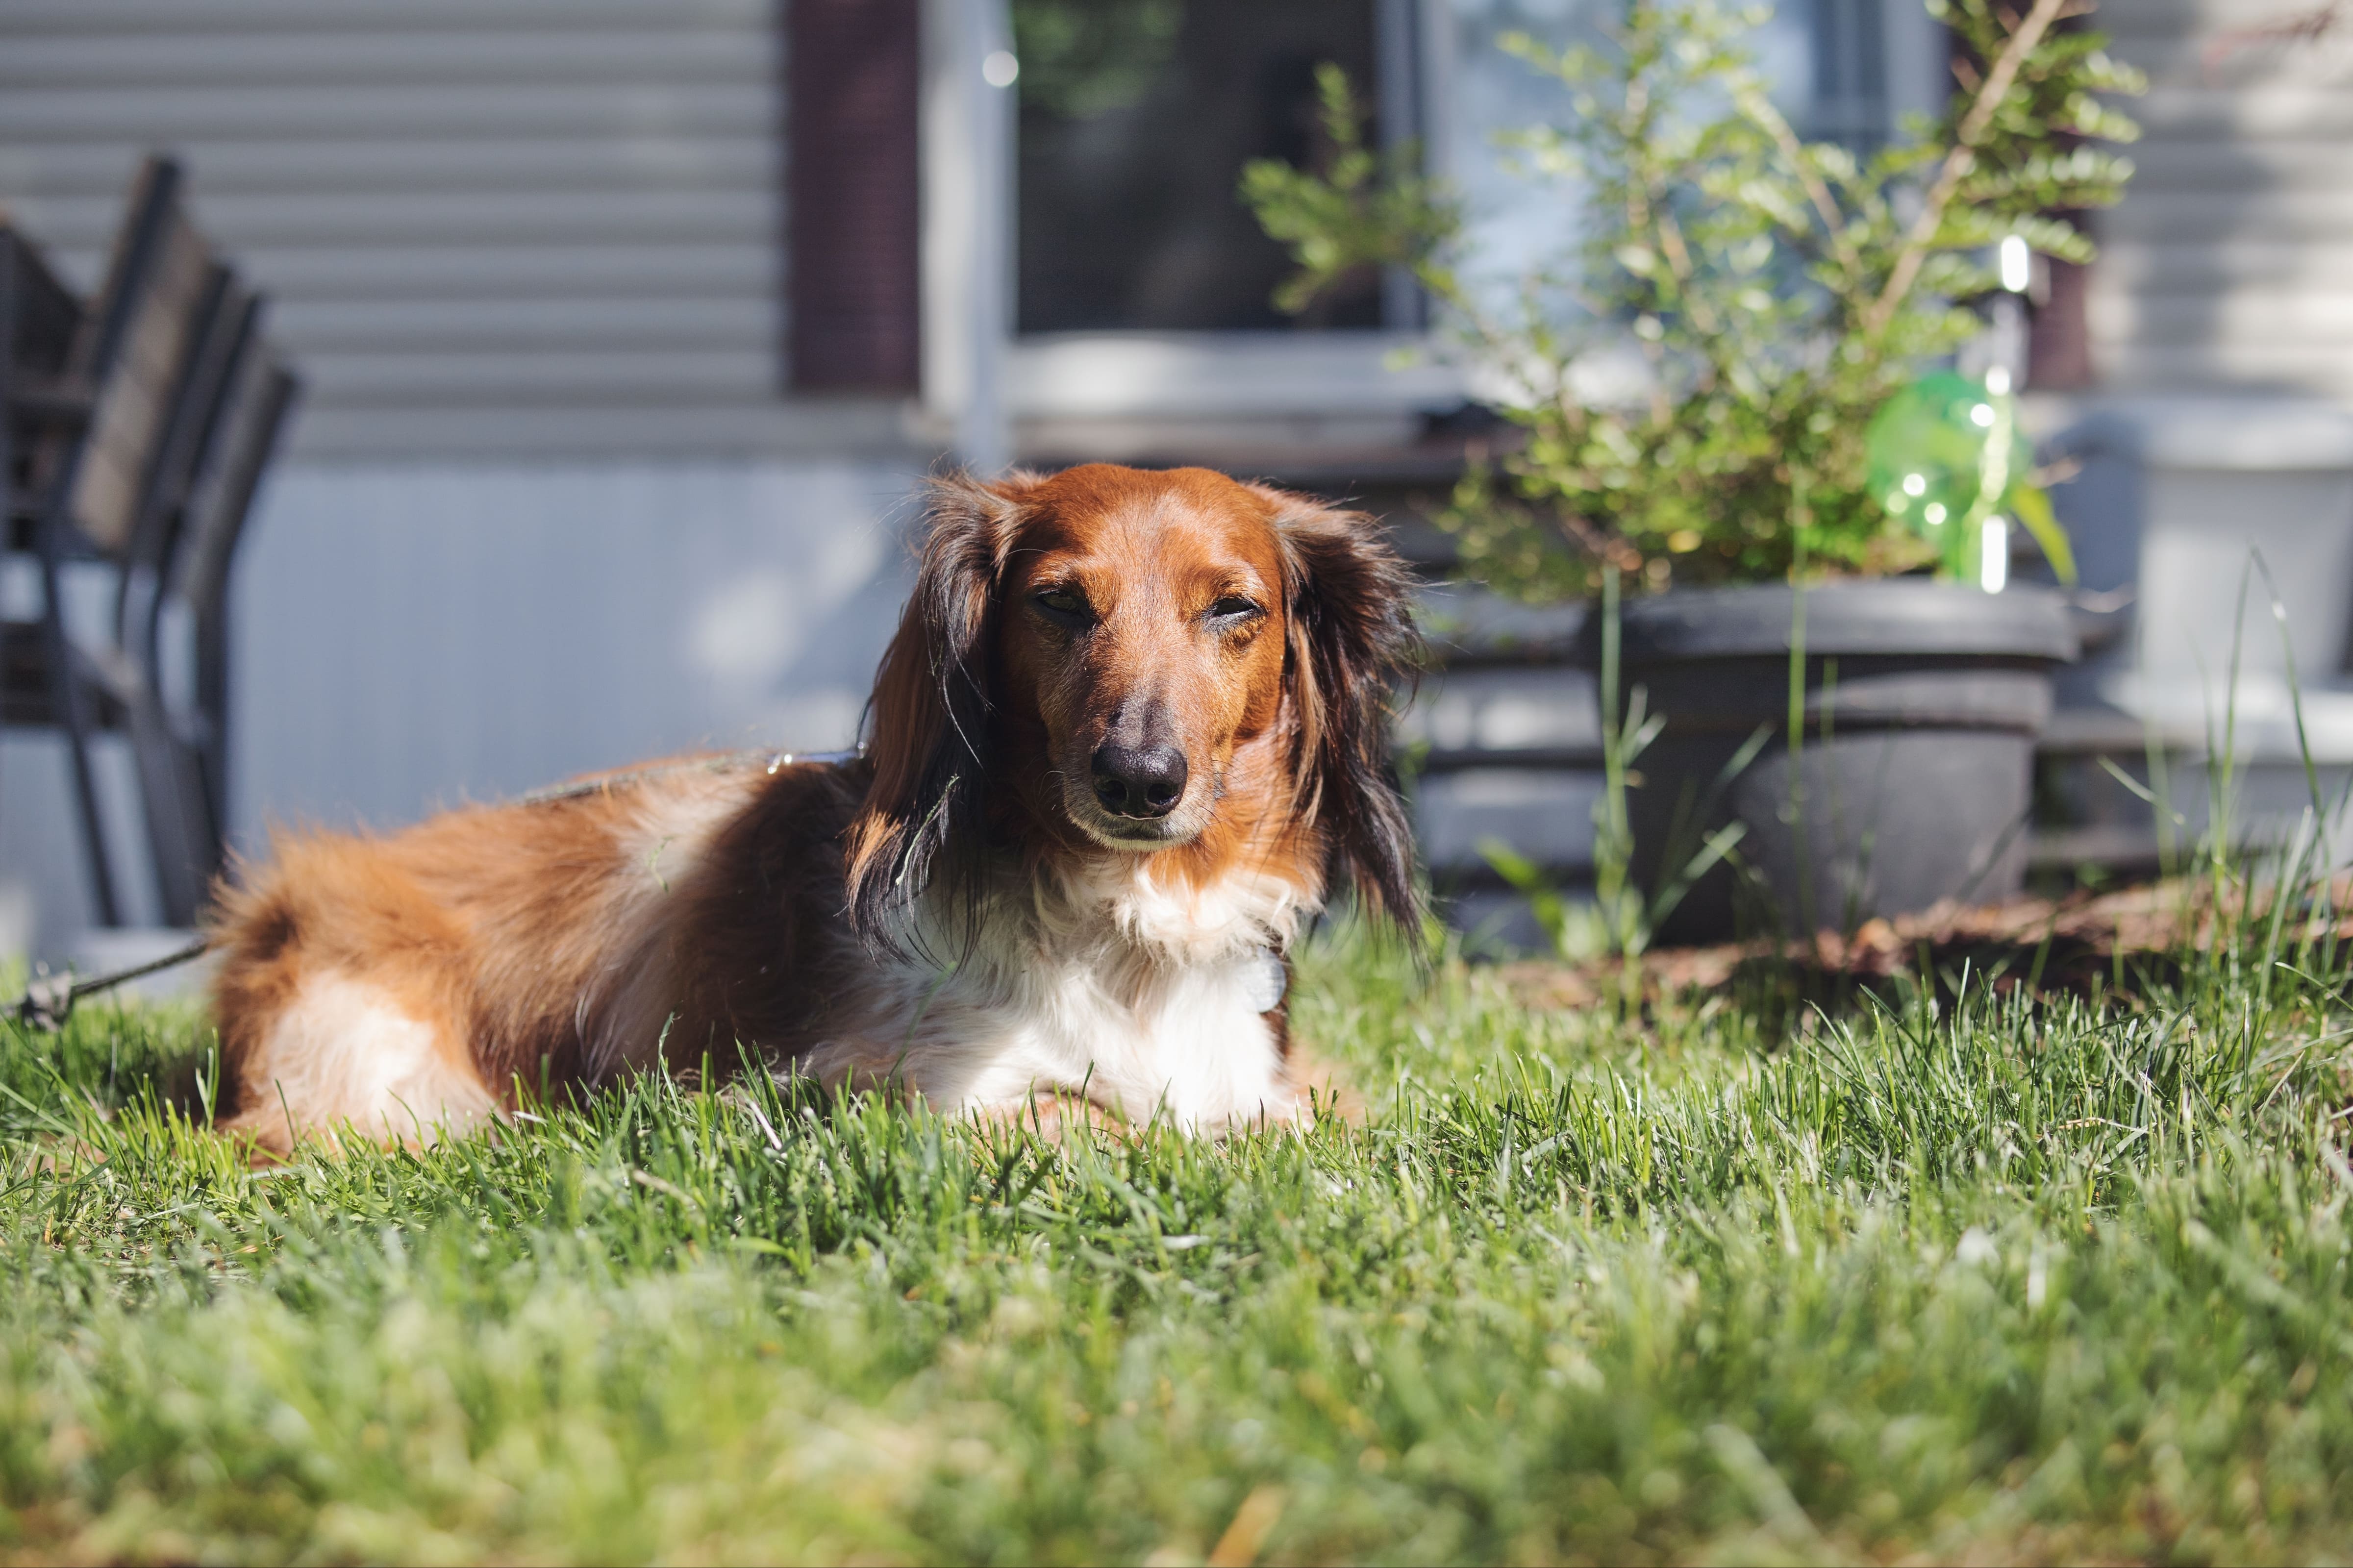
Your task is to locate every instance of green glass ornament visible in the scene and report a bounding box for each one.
[1864,372,2032,579]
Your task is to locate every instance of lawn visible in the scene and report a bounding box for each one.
[2,922,2350,1564]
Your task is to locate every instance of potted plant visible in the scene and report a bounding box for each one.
[1244,0,2145,940]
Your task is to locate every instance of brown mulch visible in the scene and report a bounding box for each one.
[1496,878,2353,1010]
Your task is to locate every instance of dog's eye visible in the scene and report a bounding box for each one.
[1208,596,1262,622]
[1033,587,1089,620]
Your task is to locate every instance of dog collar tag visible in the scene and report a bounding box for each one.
[1243,946,1287,1013]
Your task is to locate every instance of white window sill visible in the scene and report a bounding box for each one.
[1007,331,1464,421]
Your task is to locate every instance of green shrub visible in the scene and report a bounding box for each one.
[1242,0,2144,596]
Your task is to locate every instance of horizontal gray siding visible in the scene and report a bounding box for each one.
[2092,3,2353,398]
[0,0,912,458]
[0,0,777,26]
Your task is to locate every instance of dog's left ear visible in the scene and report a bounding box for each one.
[1253,484,1425,940]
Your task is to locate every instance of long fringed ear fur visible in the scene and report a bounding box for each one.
[846,472,1031,952]
[1253,484,1427,943]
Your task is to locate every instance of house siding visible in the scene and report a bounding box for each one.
[2092,0,2353,400]
[0,0,917,457]
[0,1,931,962]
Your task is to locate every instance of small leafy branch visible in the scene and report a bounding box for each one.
[1242,0,2145,597]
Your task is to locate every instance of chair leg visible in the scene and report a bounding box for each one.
[42,582,122,928]
[194,609,231,886]
[56,699,122,928]
[129,691,206,928]
[132,577,215,928]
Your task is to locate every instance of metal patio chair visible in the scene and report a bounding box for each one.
[2,156,288,927]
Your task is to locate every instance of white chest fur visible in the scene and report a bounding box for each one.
[820,858,1309,1130]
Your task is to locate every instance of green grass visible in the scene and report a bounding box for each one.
[3,932,2352,1565]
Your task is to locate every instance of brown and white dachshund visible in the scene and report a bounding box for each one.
[207,464,1422,1150]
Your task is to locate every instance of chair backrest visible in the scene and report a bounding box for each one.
[65,158,235,561]
[0,223,82,379]
[172,326,296,632]
[0,222,86,544]
[123,277,257,595]
[75,158,182,376]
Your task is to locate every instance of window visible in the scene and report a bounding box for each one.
[995,0,1944,438]
[1012,0,1398,334]
[1444,0,1926,302]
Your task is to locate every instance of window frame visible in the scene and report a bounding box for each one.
[954,0,1955,448]
[1001,0,1457,437]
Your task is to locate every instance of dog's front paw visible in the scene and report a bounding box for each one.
[970,1090,1134,1143]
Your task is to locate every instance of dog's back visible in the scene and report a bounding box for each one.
[210,757,854,1150]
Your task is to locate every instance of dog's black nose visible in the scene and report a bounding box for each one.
[1091,742,1188,819]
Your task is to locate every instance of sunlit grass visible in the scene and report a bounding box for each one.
[2,926,2351,1564]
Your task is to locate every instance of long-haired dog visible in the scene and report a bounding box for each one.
[207,464,1421,1151]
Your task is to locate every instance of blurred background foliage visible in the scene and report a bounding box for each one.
[1009,0,1183,120]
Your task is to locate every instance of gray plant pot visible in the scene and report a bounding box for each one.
[1607,580,2079,943]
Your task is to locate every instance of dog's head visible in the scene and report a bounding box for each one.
[847,463,1421,948]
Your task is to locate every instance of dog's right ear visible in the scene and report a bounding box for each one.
[846,472,1032,951]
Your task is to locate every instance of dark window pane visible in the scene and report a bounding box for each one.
[1014,0,1385,334]
[1804,0,1890,152]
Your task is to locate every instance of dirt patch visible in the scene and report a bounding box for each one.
[1494,878,2353,1010]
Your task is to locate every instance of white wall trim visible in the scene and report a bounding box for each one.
[1008,331,1462,421]
[919,0,1014,472]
